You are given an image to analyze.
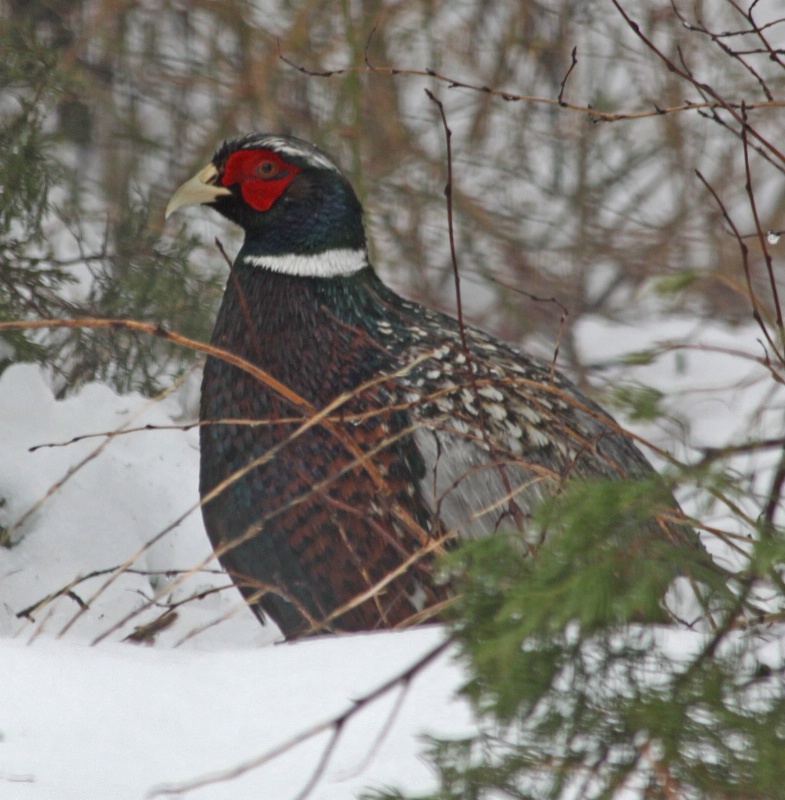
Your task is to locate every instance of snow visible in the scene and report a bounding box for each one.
[0,362,473,799]
[0,629,468,800]
[0,312,782,799]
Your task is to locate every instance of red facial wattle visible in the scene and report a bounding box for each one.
[221,149,301,212]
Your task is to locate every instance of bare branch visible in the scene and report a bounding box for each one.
[610,0,785,164]
[147,636,453,799]
[558,46,578,106]
[693,170,783,364]
[279,51,785,124]
[740,104,785,345]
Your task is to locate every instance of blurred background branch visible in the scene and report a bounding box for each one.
[3,0,783,395]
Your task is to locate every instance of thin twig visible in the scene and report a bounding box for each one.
[424,90,467,353]
[671,1,774,101]
[28,417,308,451]
[610,0,785,164]
[147,636,453,799]
[762,446,785,532]
[424,88,526,532]
[740,103,785,346]
[15,567,226,621]
[0,373,188,547]
[278,52,785,123]
[558,46,578,106]
[693,170,782,363]
[487,276,570,382]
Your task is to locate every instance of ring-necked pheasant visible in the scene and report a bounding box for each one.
[166,133,695,639]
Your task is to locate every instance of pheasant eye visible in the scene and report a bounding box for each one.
[255,160,281,178]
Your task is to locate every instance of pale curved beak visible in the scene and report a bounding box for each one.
[165,163,232,219]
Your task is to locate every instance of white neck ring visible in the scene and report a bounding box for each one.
[242,248,368,278]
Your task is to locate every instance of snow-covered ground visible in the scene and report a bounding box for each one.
[0,362,472,800]
[0,628,468,800]
[0,313,782,798]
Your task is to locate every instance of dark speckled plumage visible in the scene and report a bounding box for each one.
[167,133,696,639]
[200,268,446,634]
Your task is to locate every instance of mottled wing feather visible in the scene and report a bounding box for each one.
[378,295,688,545]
